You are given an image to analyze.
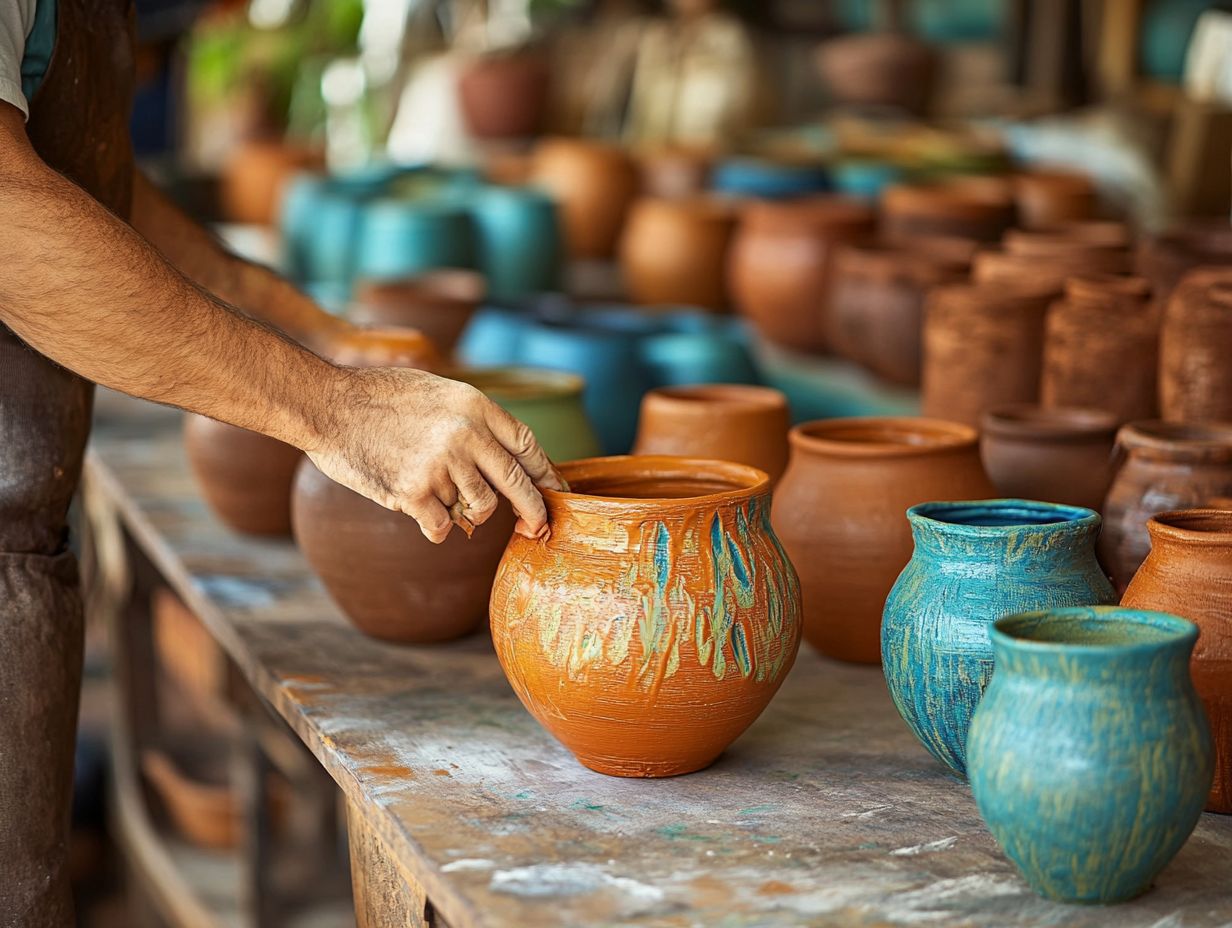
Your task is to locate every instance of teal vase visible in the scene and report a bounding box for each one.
[469,187,562,300]
[354,198,475,282]
[969,607,1212,903]
[881,499,1116,777]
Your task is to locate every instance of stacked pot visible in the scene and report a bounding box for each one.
[1160,267,1232,424]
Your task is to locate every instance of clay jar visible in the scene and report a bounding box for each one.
[826,241,970,385]
[531,138,640,259]
[456,50,550,139]
[921,282,1053,426]
[1099,421,1232,592]
[1012,170,1097,229]
[772,417,995,664]
[979,405,1119,511]
[881,180,1015,244]
[323,325,443,370]
[490,455,801,777]
[220,141,324,226]
[184,416,302,536]
[631,385,790,484]
[1161,267,1232,424]
[618,197,736,311]
[1041,274,1157,422]
[350,270,485,355]
[1123,509,1232,812]
[728,197,876,352]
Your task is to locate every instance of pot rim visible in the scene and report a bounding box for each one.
[1117,420,1232,459]
[643,384,787,413]
[1146,508,1232,548]
[980,404,1119,442]
[992,606,1197,655]
[789,416,978,457]
[907,498,1099,536]
[448,365,586,401]
[547,455,769,511]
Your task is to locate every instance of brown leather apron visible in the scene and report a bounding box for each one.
[0,0,134,923]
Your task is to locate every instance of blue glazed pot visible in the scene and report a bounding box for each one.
[641,331,760,387]
[830,160,904,200]
[354,198,475,282]
[881,499,1116,777]
[305,187,368,288]
[280,172,328,281]
[712,158,830,200]
[969,607,1212,904]
[456,305,535,366]
[469,187,563,300]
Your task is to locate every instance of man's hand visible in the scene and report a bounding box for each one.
[309,368,566,543]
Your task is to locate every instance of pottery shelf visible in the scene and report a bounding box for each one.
[82,393,1232,928]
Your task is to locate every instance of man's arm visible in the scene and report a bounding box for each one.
[0,102,561,542]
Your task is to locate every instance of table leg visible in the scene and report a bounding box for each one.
[346,801,436,928]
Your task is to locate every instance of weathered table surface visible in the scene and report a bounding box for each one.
[86,398,1232,928]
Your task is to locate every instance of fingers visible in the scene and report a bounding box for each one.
[403,495,453,544]
[484,404,567,492]
[474,437,550,539]
[449,464,501,529]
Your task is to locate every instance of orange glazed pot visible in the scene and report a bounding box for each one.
[1161,267,1232,425]
[618,197,736,311]
[490,455,801,777]
[1122,508,1232,812]
[531,138,640,259]
[632,384,790,484]
[350,270,484,355]
[771,417,994,664]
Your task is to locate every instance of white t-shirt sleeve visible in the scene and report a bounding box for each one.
[0,0,35,118]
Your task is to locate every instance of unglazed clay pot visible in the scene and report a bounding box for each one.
[531,138,640,259]
[773,418,995,664]
[1136,223,1232,301]
[972,247,1128,292]
[1041,274,1157,422]
[632,385,790,484]
[826,241,970,385]
[881,180,1015,244]
[882,500,1115,777]
[968,607,1211,902]
[635,148,713,199]
[350,270,484,355]
[920,282,1053,426]
[490,455,801,777]
[618,197,736,311]
[183,415,302,536]
[457,50,550,139]
[1161,267,1232,424]
[814,32,939,115]
[1012,170,1097,229]
[1099,420,1232,592]
[728,197,876,352]
[323,325,443,369]
[1123,509,1232,812]
[220,141,324,226]
[979,404,1119,511]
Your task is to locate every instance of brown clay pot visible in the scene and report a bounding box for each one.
[618,197,736,311]
[826,241,970,385]
[350,270,485,355]
[531,138,640,259]
[183,415,302,536]
[635,147,713,200]
[322,325,443,369]
[1013,170,1097,229]
[1136,223,1232,302]
[979,404,1119,511]
[1099,420,1232,593]
[631,385,790,484]
[972,247,1128,291]
[1122,508,1232,812]
[728,197,876,352]
[1040,274,1158,423]
[921,282,1053,426]
[219,141,324,226]
[1036,219,1132,249]
[153,588,227,703]
[771,417,995,664]
[814,32,939,115]
[881,180,1016,244]
[1161,267,1232,424]
[457,51,550,139]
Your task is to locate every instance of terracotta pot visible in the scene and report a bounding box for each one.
[1040,274,1157,422]
[183,415,302,537]
[728,197,876,352]
[220,141,324,226]
[826,241,970,385]
[814,32,939,115]
[921,283,1053,426]
[323,325,443,369]
[1032,219,1132,249]
[882,180,1016,244]
[619,197,736,311]
[1099,420,1232,592]
[979,404,1119,511]
[1136,223,1232,302]
[350,270,485,355]
[531,138,640,259]
[1122,508,1232,812]
[635,147,713,200]
[1161,267,1232,424]
[1013,170,1097,229]
[632,385,790,484]
[1002,228,1130,264]
[457,51,550,139]
[771,417,994,664]
[490,455,801,777]
[972,247,1129,291]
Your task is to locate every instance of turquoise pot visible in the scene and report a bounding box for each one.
[881,499,1116,777]
[306,187,368,288]
[830,160,904,200]
[457,305,534,366]
[354,198,475,282]
[642,329,760,387]
[469,187,562,300]
[969,607,1212,903]
[711,158,830,200]
[280,172,328,281]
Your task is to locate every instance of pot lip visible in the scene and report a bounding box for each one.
[907,498,1100,535]
[1146,508,1232,547]
[790,416,978,457]
[547,455,769,511]
[991,606,1197,655]
[1117,419,1232,457]
[930,277,1059,306]
[448,365,586,401]
[1063,272,1151,303]
[980,404,1120,441]
[643,384,788,414]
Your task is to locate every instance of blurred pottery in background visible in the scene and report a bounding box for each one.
[619,197,736,311]
[968,607,1211,903]
[469,186,563,300]
[979,405,1119,511]
[1012,170,1097,229]
[829,159,904,200]
[641,319,760,387]
[1099,421,1232,592]
[457,304,535,366]
[882,180,1015,243]
[220,141,323,226]
[324,325,443,369]
[351,270,484,354]
[728,197,875,352]
[882,500,1115,777]
[532,139,639,258]
[457,50,550,139]
[353,198,474,283]
[814,32,939,115]
[972,246,1127,292]
[711,157,830,200]
[1161,267,1232,424]
[1122,509,1232,812]
[183,415,302,537]
[632,385,790,483]
[1136,223,1232,301]
[636,147,713,199]
[490,455,801,777]
[773,417,993,664]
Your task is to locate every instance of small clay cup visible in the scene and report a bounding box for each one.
[632,384,790,484]
[882,180,1016,244]
[979,404,1119,511]
[350,270,485,355]
[1012,170,1097,229]
[1161,267,1232,424]
[618,197,736,311]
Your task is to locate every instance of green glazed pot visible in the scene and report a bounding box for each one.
[457,367,600,463]
[969,607,1212,904]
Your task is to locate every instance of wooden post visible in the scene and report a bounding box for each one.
[347,802,434,928]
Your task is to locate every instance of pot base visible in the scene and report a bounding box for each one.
[572,750,721,779]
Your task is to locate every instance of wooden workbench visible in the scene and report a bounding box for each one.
[84,396,1232,928]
